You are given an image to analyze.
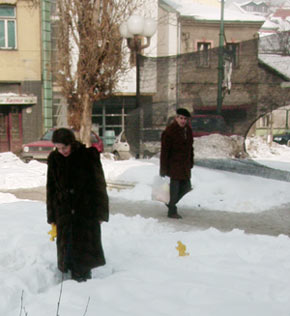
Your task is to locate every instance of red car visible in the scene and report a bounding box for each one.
[21,128,103,162]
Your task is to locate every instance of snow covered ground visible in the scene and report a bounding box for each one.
[0,135,290,315]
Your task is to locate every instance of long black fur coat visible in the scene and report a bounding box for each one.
[46,142,109,273]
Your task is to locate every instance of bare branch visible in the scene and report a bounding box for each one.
[83,297,90,316]
[19,290,24,316]
[19,290,28,316]
[56,274,64,316]
[54,0,146,144]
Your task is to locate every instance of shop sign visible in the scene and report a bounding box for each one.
[0,95,37,105]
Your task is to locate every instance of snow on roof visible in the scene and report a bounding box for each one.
[262,19,279,29]
[225,1,249,14]
[270,16,290,30]
[240,1,268,6]
[259,53,290,79]
[225,0,254,3]
[162,0,265,22]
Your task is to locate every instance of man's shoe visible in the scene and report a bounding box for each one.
[168,213,182,219]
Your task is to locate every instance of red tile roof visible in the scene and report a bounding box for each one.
[273,9,290,19]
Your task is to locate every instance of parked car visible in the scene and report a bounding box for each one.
[112,131,132,160]
[191,114,228,137]
[112,130,161,160]
[273,132,290,146]
[21,128,104,162]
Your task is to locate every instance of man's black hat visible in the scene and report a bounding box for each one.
[176,108,191,117]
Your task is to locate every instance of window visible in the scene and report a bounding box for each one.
[92,97,136,138]
[225,43,240,67]
[0,6,16,49]
[197,42,211,67]
[261,5,268,13]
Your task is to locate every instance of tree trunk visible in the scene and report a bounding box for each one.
[67,94,82,131]
[80,93,93,147]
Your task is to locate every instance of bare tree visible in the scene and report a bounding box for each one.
[277,30,290,56]
[55,0,142,145]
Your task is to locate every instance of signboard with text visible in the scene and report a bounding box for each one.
[0,95,37,105]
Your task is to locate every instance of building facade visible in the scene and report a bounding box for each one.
[139,0,290,139]
[0,0,45,153]
[6,0,289,155]
[149,0,266,130]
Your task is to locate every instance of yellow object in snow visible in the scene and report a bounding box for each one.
[176,241,189,256]
[48,224,57,241]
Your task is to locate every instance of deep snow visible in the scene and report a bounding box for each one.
[0,135,290,315]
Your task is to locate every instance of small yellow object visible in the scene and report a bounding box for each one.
[176,241,189,256]
[48,224,57,241]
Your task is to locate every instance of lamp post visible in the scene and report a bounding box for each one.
[119,15,157,157]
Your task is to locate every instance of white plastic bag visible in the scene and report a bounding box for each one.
[151,176,170,204]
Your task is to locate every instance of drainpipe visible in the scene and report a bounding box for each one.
[176,15,181,110]
[42,0,53,131]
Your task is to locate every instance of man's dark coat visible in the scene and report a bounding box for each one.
[160,120,194,180]
[46,142,109,273]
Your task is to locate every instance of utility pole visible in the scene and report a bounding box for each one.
[217,0,225,115]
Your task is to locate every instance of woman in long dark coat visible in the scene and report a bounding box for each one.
[46,128,109,282]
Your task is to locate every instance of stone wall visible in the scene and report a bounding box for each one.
[140,38,290,138]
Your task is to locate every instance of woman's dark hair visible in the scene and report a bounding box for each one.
[52,128,76,145]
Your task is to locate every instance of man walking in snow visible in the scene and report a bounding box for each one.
[160,108,194,219]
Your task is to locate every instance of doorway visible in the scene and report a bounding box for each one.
[0,106,22,153]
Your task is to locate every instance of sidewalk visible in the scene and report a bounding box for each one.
[109,197,290,237]
[195,158,290,182]
[3,185,290,237]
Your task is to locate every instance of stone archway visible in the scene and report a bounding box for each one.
[246,104,290,139]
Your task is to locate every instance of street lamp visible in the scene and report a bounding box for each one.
[120,15,157,67]
[119,15,157,157]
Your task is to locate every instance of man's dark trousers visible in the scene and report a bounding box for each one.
[168,179,191,216]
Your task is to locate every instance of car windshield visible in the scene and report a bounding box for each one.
[41,130,54,141]
[120,133,127,142]
[41,129,100,143]
[91,133,99,143]
[191,117,227,132]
